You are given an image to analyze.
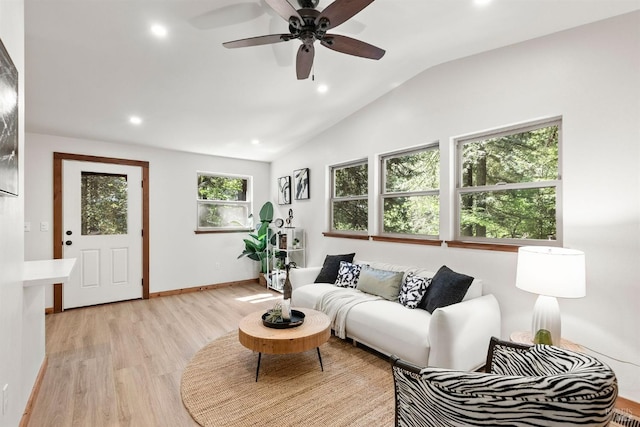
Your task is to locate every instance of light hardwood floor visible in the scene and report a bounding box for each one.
[28,283,281,427]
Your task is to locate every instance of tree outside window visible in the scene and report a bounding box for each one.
[197,173,252,230]
[81,172,128,235]
[381,145,439,237]
[331,160,368,233]
[456,118,561,244]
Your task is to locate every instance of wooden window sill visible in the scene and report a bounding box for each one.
[445,240,520,252]
[322,232,370,241]
[371,236,443,246]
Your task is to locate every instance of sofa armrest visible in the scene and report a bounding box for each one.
[289,267,322,290]
[428,294,501,371]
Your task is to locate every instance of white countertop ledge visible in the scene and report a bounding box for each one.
[23,258,77,287]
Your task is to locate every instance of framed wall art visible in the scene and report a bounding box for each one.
[0,38,18,197]
[278,176,291,205]
[294,168,309,200]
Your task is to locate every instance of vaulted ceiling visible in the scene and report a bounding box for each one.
[25,0,640,161]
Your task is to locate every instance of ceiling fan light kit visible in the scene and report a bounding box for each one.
[223,0,385,80]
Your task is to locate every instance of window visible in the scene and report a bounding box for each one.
[81,172,128,235]
[380,145,440,237]
[330,160,368,233]
[455,118,561,244]
[197,172,251,231]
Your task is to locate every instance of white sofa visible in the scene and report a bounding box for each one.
[290,261,501,371]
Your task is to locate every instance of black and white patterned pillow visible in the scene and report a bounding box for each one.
[399,273,431,309]
[335,261,363,288]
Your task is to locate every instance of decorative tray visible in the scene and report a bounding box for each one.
[262,309,306,329]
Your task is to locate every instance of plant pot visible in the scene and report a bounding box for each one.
[258,273,267,287]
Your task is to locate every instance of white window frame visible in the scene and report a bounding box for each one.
[379,143,440,238]
[196,171,252,231]
[454,117,562,245]
[329,159,369,235]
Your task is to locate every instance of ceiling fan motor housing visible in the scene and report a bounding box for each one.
[297,0,320,8]
[289,8,329,43]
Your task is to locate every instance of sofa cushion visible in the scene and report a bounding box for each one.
[419,265,474,313]
[399,274,431,309]
[335,261,363,288]
[291,282,338,309]
[314,253,355,284]
[356,266,404,301]
[347,300,432,366]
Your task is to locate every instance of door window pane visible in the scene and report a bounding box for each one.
[81,172,128,235]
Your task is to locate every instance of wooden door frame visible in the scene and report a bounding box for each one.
[53,152,150,313]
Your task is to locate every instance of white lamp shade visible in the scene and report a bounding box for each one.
[516,246,586,298]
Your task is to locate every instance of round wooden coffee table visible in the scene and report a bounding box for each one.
[238,308,331,381]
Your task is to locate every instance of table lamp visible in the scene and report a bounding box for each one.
[515,246,586,345]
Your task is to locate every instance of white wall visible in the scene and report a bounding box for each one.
[24,134,271,307]
[0,0,27,425]
[271,12,640,400]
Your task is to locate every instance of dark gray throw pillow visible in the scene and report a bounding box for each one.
[419,265,474,313]
[314,253,356,284]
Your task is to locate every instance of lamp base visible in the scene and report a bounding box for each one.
[531,295,561,345]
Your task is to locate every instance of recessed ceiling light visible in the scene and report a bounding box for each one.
[317,84,329,94]
[129,116,143,125]
[150,24,168,38]
[474,0,492,6]
[251,139,260,145]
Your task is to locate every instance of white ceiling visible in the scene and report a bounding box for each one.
[25,0,640,162]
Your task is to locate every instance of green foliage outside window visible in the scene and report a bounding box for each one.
[383,148,439,236]
[197,174,250,229]
[459,123,559,241]
[332,162,368,232]
[198,175,247,201]
[81,172,128,235]
[333,200,368,232]
[383,195,439,235]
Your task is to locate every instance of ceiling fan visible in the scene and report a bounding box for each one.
[222,0,385,80]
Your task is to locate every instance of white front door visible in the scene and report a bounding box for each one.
[62,160,142,309]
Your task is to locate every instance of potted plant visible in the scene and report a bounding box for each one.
[238,201,275,283]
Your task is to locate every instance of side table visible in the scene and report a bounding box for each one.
[510,331,583,352]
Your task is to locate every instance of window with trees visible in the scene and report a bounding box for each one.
[81,172,128,235]
[380,145,439,237]
[330,160,368,233]
[456,118,561,245]
[197,172,252,231]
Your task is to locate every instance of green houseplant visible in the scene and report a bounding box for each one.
[238,201,275,274]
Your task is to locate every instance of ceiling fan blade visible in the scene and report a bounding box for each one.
[296,44,315,80]
[320,34,385,60]
[223,34,293,49]
[265,0,303,23]
[317,0,375,30]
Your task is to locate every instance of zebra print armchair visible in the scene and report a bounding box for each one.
[391,337,618,427]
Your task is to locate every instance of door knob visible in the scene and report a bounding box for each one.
[65,240,72,246]
[66,230,72,235]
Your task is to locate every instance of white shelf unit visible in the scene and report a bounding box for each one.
[266,228,305,293]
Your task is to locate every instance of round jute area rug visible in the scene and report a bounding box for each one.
[181,331,394,427]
